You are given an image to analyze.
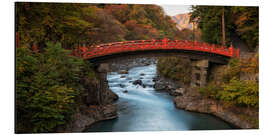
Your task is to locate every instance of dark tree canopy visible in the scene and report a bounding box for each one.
[190,6,258,50]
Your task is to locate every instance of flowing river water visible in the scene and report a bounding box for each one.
[87,64,234,132]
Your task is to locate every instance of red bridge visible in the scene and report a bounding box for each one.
[73,38,239,60]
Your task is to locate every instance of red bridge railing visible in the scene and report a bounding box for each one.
[73,38,239,59]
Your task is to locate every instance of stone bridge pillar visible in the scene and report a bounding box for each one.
[190,59,209,88]
[96,63,118,105]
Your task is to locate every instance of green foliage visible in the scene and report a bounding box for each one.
[220,77,258,108]
[190,6,258,49]
[222,58,241,83]
[200,56,259,109]
[199,83,221,99]
[231,7,259,49]
[16,43,95,133]
[190,6,232,45]
[157,57,191,84]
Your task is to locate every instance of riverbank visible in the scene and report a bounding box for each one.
[173,86,258,129]
[154,69,258,129]
[57,103,118,132]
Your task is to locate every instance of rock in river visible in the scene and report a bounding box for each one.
[120,84,125,88]
[132,79,142,85]
[119,70,128,74]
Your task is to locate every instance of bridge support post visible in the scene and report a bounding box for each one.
[190,59,209,88]
[95,63,119,105]
[96,63,110,105]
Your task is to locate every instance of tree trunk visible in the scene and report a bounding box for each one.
[222,7,226,46]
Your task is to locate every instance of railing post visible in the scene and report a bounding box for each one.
[16,32,20,48]
[229,45,233,57]
[236,48,240,58]
[32,44,38,53]
[163,37,168,48]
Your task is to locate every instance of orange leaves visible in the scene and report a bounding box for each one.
[240,54,259,74]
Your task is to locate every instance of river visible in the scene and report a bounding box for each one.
[87,64,234,132]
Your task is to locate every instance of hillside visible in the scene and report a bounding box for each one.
[171,13,195,30]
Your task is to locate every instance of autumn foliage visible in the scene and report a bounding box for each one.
[16,3,183,50]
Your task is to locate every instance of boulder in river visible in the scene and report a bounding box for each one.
[153,83,166,91]
[152,77,158,82]
[142,84,146,88]
[120,84,125,88]
[119,70,128,74]
[133,79,142,85]
[140,73,145,76]
[123,90,128,93]
[120,75,125,78]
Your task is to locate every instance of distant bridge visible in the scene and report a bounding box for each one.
[72,38,239,61]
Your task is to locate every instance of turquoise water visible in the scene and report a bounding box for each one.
[87,64,234,132]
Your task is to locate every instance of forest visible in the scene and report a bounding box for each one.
[16,3,188,50]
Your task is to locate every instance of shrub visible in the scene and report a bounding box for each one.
[222,58,241,83]
[199,83,222,99]
[219,77,258,108]
[157,57,191,84]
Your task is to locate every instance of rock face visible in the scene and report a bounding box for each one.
[170,88,185,96]
[171,13,196,30]
[153,75,181,94]
[173,88,257,129]
[58,63,119,132]
[58,104,117,132]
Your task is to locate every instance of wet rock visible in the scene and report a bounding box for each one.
[153,77,158,82]
[133,79,142,85]
[167,85,176,91]
[123,90,128,93]
[119,84,125,88]
[120,75,125,78]
[119,70,128,74]
[107,88,119,101]
[153,83,166,91]
[170,88,185,96]
[140,73,145,76]
[142,84,146,88]
[102,104,118,120]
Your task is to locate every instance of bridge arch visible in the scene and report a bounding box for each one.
[72,38,239,62]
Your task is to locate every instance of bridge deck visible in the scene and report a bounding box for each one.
[73,38,239,60]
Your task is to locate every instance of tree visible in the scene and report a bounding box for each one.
[190,6,258,50]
